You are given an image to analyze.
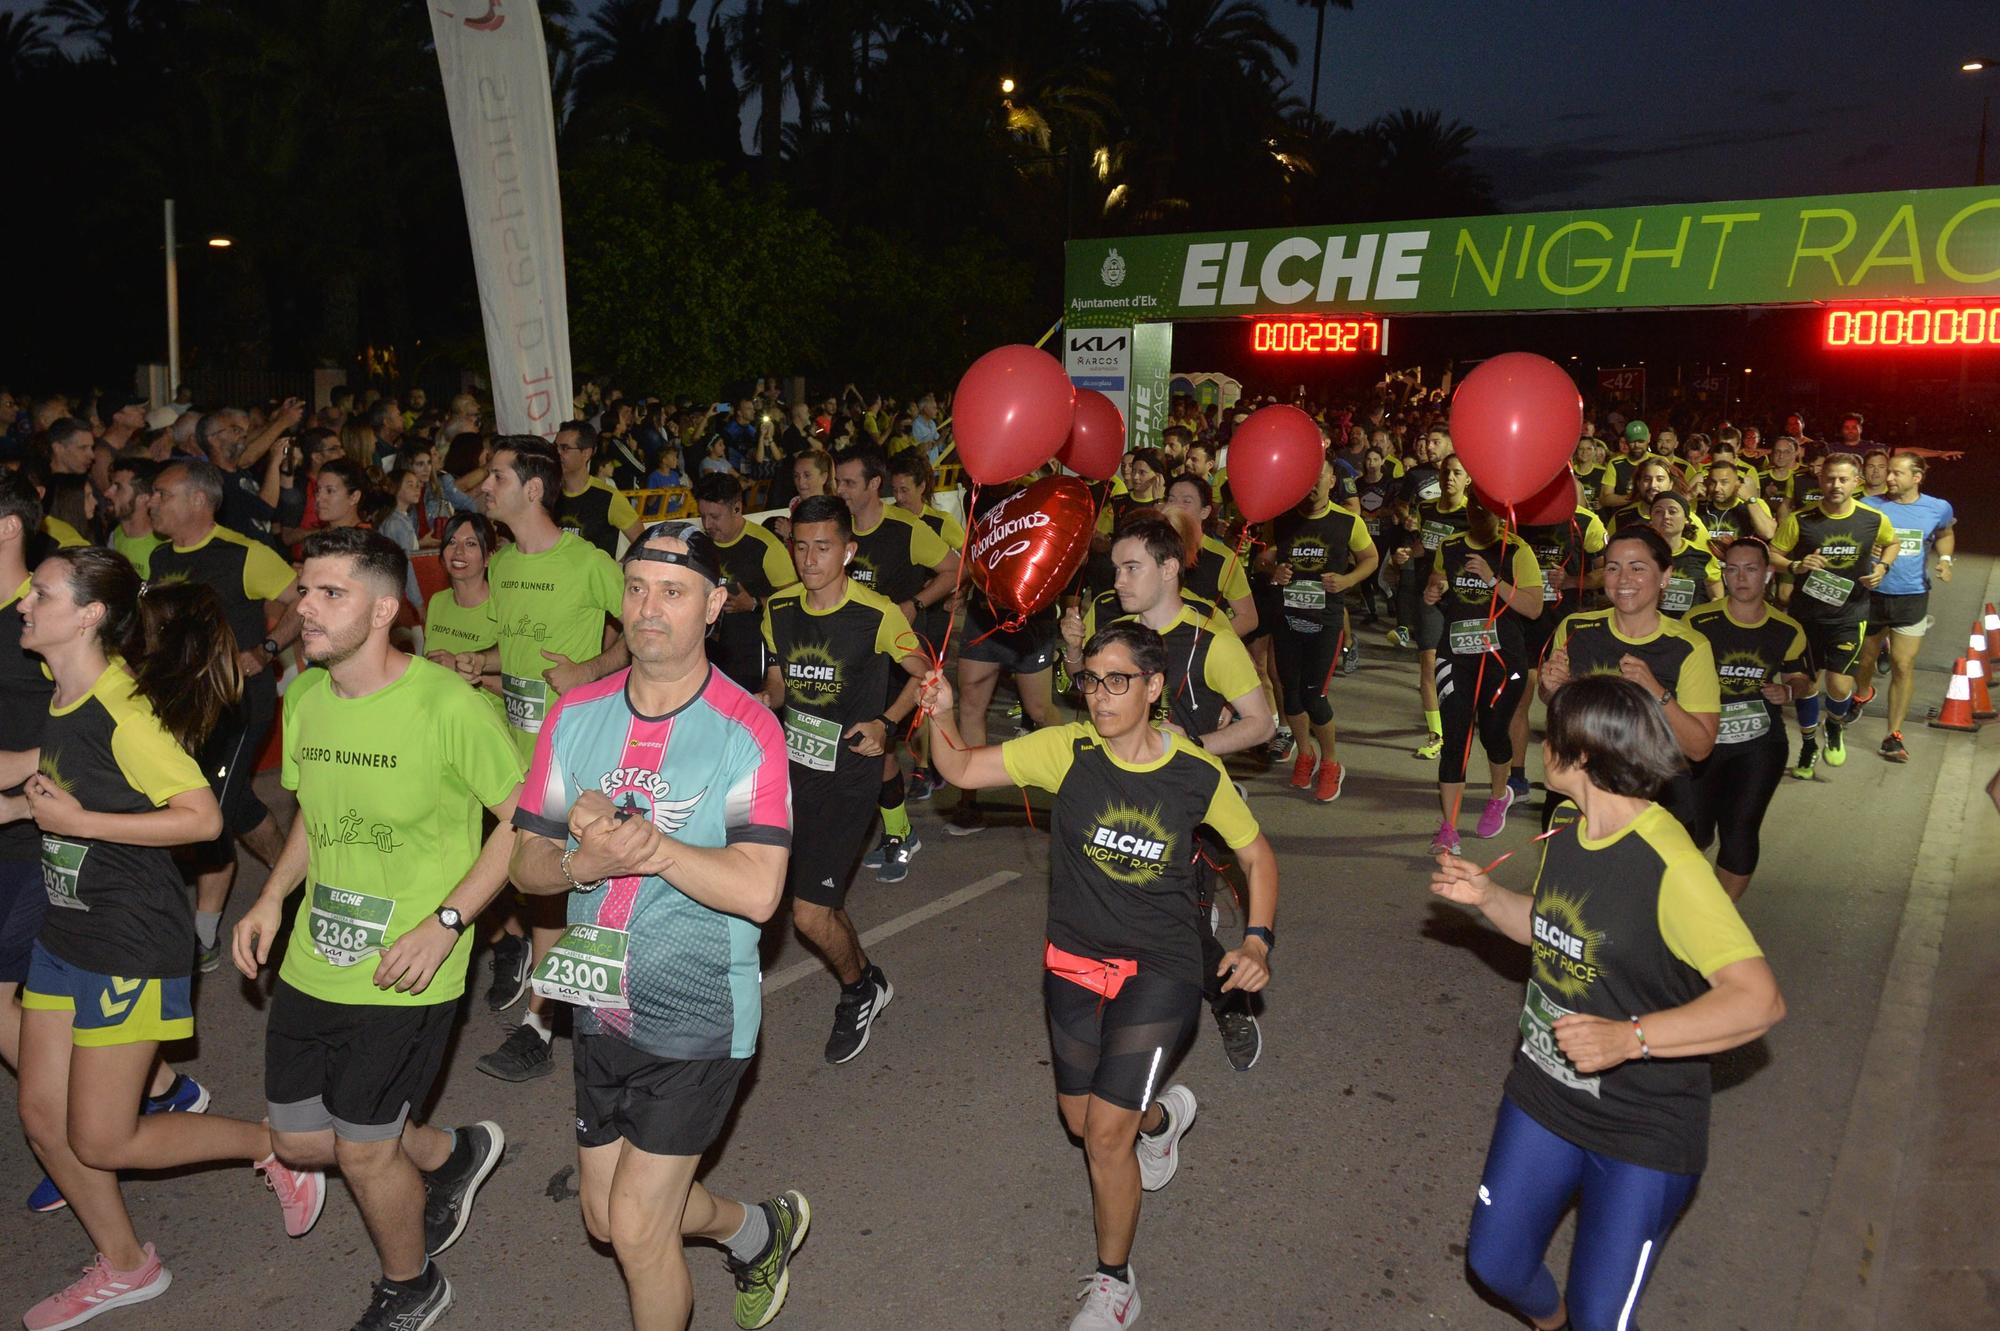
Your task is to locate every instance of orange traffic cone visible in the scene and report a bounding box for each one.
[1968,652,1998,721]
[1985,606,2000,668]
[1930,658,1982,732]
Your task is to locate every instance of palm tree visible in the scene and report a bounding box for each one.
[1370,107,1494,219]
[0,11,54,82]
[1288,0,1355,128]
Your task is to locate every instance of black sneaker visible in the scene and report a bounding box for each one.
[1881,731,1910,764]
[824,967,893,1065]
[352,1267,452,1331]
[1213,1002,1263,1072]
[196,939,222,974]
[946,800,985,837]
[424,1121,505,1257]
[485,935,531,1013]
[1791,735,1819,781]
[475,1023,554,1082]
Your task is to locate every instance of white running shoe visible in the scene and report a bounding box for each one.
[1134,1084,1197,1192]
[1070,1266,1141,1330]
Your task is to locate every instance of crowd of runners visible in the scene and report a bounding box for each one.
[0,385,1966,1329]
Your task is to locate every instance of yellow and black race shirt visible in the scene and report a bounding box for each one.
[1518,508,1608,611]
[1772,501,1895,626]
[1697,496,1771,542]
[1002,722,1259,984]
[1183,534,1253,610]
[916,504,966,553]
[762,579,913,783]
[1415,495,1470,556]
[1553,609,1721,718]
[1432,531,1542,664]
[1273,503,1374,633]
[1506,802,1764,1174]
[0,576,52,863]
[150,522,295,650]
[37,663,211,978]
[556,477,639,556]
[1783,467,1825,513]
[1685,600,1808,746]
[1602,453,1652,507]
[711,520,799,687]
[1612,501,1713,551]
[1085,590,1260,739]
[1572,462,1608,509]
[1660,539,1721,619]
[849,504,951,605]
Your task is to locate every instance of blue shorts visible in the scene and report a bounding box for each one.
[0,858,44,984]
[21,941,195,1048]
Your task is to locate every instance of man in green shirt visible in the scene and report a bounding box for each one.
[105,458,165,578]
[233,528,525,1331]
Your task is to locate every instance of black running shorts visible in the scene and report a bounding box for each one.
[786,774,877,909]
[1044,967,1201,1112]
[265,980,456,1142]
[573,1032,749,1157]
[1801,619,1868,677]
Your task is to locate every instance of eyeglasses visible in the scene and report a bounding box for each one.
[1074,669,1155,696]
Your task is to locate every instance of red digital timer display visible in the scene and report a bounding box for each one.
[1250,316,1387,355]
[1824,302,2000,350]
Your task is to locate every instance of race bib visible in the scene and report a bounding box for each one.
[501,672,549,734]
[1282,580,1328,612]
[1661,575,1698,614]
[41,836,88,911]
[1519,979,1601,1098]
[530,923,629,1009]
[1540,567,1562,603]
[1449,619,1501,657]
[1420,520,1454,551]
[1895,527,1924,559]
[307,883,396,966]
[1800,567,1856,607]
[784,709,842,772]
[1717,697,1771,744]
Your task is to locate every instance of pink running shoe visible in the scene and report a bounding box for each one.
[1475,788,1515,839]
[1428,821,1461,856]
[24,1244,171,1330]
[258,1154,325,1237]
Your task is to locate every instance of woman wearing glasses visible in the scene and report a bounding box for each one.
[919,622,1278,1331]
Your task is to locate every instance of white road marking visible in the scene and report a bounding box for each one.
[763,870,1022,996]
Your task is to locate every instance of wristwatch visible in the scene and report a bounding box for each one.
[433,907,466,933]
[1243,925,1276,952]
[260,636,282,657]
[1655,686,1675,709]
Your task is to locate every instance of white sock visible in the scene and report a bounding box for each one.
[195,910,222,948]
[523,1010,552,1042]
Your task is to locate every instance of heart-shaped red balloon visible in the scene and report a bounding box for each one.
[967,476,1098,620]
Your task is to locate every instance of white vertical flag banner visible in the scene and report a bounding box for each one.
[428,1,571,439]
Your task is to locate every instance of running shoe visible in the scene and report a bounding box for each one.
[476,1023,554,1081]
[875,835,920,884]
[727,1190,812,1329]
[23,1244,171,1330]
[946,801,986,836]
[195,939,222,974]
[1823,718,1847,767]
[1881,731,1910,764]
[904,769,938,803]
[1791,736,1819,781]
[485,934,531,1012]
[424,1121,505,1257]
[26,1175,65,1214]
[144,1073,211,1116]
[1338,640,1361,676]
[1850,686,1876,718]
[1266,727,1293,761]
[1006,700,1024,721]
[351,1268,452,1331]
[1312,761,1345,803]
[1428,821,1461,856]
[1289,749,1317,789]
[860,837,889,870]
[1070,1268,1141,1331]
[1134,1084,1197,1191]
[1386,626,1415,649]
[1506,772,1532,801]
[1475,788,1514,839]
[258,1154,326,1238]
[1213,1003,1262,1072]
[825,966,893,1065]
[1414,731,1443,761]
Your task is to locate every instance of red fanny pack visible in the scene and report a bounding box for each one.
[1044,941,1138,1000]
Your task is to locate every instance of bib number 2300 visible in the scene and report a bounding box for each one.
[531,924,629,1009]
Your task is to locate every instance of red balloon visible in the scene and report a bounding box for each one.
[1472,468,1581,528]
[1225,405,1324,523]
[1448,352,1581,505]
[966,476,1096,619]
[1057,388,1124,481]
[953,345,1077,484]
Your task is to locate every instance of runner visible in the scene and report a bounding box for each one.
[104,460,164,579]
[885,452,966,800]
[1768,452,1897,779]
[504,520,809,1331]
[1430,674,1785,1331]
[1646,493,1721,620]
[1399,454,1470,759]
[1597,420,1655,514]
[1760,434,1806,512]
[1697,456,1776,541]
[1508,482,1606,801]
[1849,452,1953,763]
[1423,497,1543,854]
[759,495,928,1063]
[1570,437,1609,512]
[12,547,323,1330]
[950,565,1061,837]
[554,421,644,556]
[1385,428,1445,650]
[1537,526,1721,830]
[232,529,521,1331]
[1261,459,1378,801]
[1614,459,1714,549]
[696,473,799,694]
[1353,448,1401,624]
[467,436,629,1082]
[147,458,299,972]
[919,621,1277,1331]
[1164,474,1256,635]
[1686,540,1812,899]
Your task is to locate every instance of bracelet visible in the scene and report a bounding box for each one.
[560,846,604,893]
[1630,1015,1651,1060]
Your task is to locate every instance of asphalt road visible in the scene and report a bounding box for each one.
[3,558,1992,1331]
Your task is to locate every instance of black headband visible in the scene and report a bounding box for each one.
[622,520,723,585]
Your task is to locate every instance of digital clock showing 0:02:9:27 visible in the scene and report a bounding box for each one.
[1249,316,1388,355]
[1823,301,2000,350]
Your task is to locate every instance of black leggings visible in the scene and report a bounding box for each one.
[1276,621,1343,725]
[1689,735,1788,876]
[1044,969,1201,1111]
[1436,652,1527,785]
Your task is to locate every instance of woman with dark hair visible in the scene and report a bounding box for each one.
[1644,491,1720,619]
[919,621,1277,1331]
[423,513,503,715]
[1685,538,1811,900]
[1430,674,1785,1331]
[790,448,833,504]
[10,549,323,1327]
[43,474,98,546]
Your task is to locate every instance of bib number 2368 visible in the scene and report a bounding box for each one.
[308,882,396,967]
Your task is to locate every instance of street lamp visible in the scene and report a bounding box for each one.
[1964,58,1996,184]
[999,76,1015,97]
[163,199,236,396]
[206,235,234,249]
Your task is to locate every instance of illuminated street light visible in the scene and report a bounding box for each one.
[1965,60,1987,72]
[206,235,234,249]
[999,77,1015,96]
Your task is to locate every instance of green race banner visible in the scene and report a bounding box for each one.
[1065,186,2000,327]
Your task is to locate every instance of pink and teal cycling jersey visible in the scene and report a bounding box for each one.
[514,666,791,1060]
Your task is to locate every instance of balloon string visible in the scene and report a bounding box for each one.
[891,619,1039,832]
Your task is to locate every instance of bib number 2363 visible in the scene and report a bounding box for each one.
[308,882,396,966]
[531,924,629,1009]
